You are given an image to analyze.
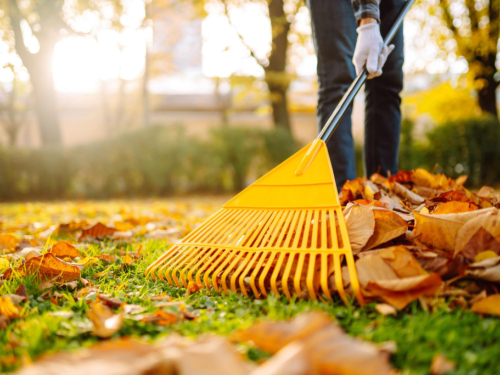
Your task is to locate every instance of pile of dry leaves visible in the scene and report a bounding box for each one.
[341,168,500,314]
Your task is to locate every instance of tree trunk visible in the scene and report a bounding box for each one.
[475,74,498,117]
[8,0,62,146]
[29,51,62,145]
[266,0,291,131]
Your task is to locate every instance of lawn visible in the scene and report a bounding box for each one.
[1,200,500,375]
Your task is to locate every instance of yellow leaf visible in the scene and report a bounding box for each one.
[0,296,20,319]
[470,294,500,316]
[0,234,17,253]
[432,201,477,215]
[79,223,116,240]
[87,302,123,338]
[474,251,498,263]
[114,221,135,231]
[0,257,9,272]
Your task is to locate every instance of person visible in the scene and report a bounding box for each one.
[306,0,405,189]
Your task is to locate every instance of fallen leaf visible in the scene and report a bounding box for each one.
[432,201,478,215]
[454,209,500,259]
[470,294,500,316]
[0,296,20,319]
[2,253,81,282]
[340,178,364,206]
[364,209,408,250]
[412,169,450,190]
[141,309,179,326]
[48,241,80,258]
[98,294,124,308]
[392,182,425,205]
[0,234,17,253]
[0,257,9,272]
[375,304,397,316]
[114,221,136,231]
[87,302,123,338]
[465,256,500,283]
[389,171,413,184]
[356,248,442,309]
[236,312,393,375]
[79,222,117,240]
[430,353,456,375]
[344,204,376,253]
[414,208,496,252]
[474,250,498,263]
[250,342,309,375]
[186,281,203,296]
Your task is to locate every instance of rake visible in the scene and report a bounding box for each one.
[146,0,414,304]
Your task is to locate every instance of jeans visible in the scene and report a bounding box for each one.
[306,0,405,189]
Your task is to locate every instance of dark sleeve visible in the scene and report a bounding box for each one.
[351,0,381,24]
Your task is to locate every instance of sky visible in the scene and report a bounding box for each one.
[0,0,468,94]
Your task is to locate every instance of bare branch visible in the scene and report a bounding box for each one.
[220,0,267,67]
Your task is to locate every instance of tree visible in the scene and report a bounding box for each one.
[1,0,123,145]
[221,0,303,131]
[425,0,499,117]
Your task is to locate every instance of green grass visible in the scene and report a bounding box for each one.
[1,240,500,374]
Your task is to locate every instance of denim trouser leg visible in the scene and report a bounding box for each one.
[306,0,357,189]
[364,0,405,177]
[306,0,404,188]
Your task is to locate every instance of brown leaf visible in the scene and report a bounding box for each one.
[470,294,500,316]
[363,209,408,250]
[98,293,124,308]
[185,281,203,296]
[250,342,310,375]
[141,309,179,326]
[389,171,413,184]
[375,304,397,316]
[236,312,393,375]
[0,234,17,253]
[343,204,375,253]
[477,186,494,198]
[15,283,28,300]
[48,241,80,258]
[87,302,123,338]
[356,248,442,309]
[392,182,425,205]
[13,338,177,375]
[79,222,117,240]
[430,354,456,375]
[414,208,496,252]
[432,201,478,215]
[57,221,89,233]
[2,253,80,282]
[454,209,500,259]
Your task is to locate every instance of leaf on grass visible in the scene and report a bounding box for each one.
[48,241,80,258]
[363,209,407,250]
[79,222,117,240]
[186,281,203,296]
[432,201,478,215]
[470,294,500,316]
[375,304,397,316]
[87,302,123,338]
[141,309,178,326]
[0,234,17,253]
[98,293,123,308]
[0,257,9,272]
[414,208,496,252]
[0,296,20,319]
[454,209,500,259]
[2,253,81,282]
[236,312,393,375]
[430,354,456,375]
[343,204,375,253]
[356,247,442,309]
[113,221,136,231]
[56,221,89,233]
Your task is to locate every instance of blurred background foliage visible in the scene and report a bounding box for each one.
[0,0,498,200]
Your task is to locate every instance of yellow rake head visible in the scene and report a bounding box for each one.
[146,139,364,304]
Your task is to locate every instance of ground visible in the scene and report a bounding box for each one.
[1,200,500,375]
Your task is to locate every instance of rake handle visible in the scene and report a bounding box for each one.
[318,0,417,144]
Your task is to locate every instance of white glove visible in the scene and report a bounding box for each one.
[353,22,395,79]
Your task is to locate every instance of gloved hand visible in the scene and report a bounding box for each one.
[353,22,395,79]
